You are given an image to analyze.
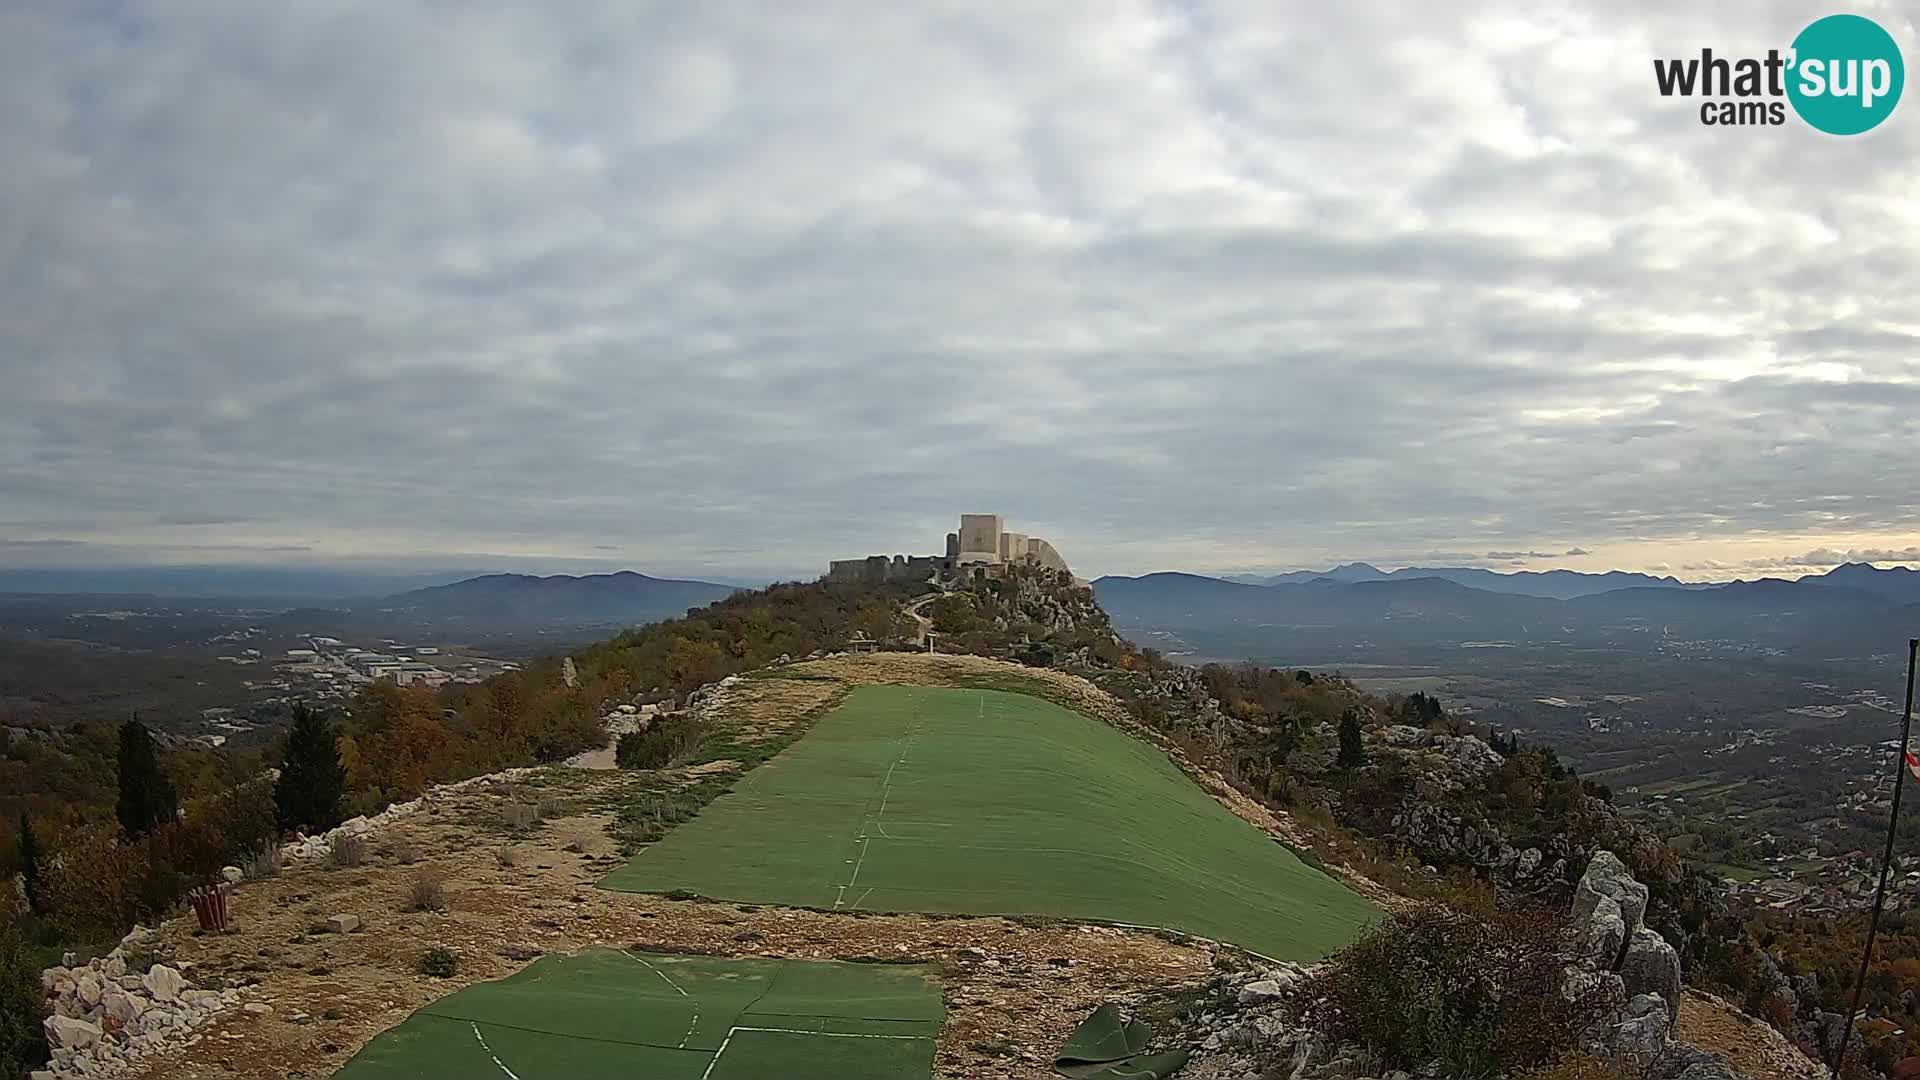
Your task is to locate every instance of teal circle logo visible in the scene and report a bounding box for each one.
[1787,14,1904,135]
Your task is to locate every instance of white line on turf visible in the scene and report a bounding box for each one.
[836,699,922,907]
[699,1025,931,1080]
[623,952,701,1049]
[470,1023,523,1080]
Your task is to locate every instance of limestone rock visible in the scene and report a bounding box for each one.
[142,964,186,1002]
[1517,847,1543,876]
[1383,724,1431,748]
[102,990,145,1026]
[44,1015,102,1049]
[1237,977,1294,1006]
[1583,895,1629,969]
[1575,851,1648,937]
[326,913,362,934]
[1619,928,1681,1024]
[75,971,104,1007]
[1434,733,1504,775]
[221,865,244,885]
[1603,993,1670,1060]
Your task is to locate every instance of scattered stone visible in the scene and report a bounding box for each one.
[221,866,245,885]
[101,991,145,1026]
[243,1003,273,1016]
[142,965,186,1003]
[44,1015,102,1050]
[325,914,362,934]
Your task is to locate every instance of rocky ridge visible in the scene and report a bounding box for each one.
[1177,851,1816,1080]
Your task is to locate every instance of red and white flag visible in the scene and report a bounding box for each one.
[1907,749,1920,782]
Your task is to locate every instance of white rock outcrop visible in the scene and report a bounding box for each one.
[38,934,247,1079]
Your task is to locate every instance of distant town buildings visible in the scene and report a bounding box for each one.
[827,513,1071,583]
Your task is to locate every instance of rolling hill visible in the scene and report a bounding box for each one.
[380,570,736,621]
[1095,564,1920,658]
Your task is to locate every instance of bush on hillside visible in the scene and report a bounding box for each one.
[615,717,706,771]
[0,905,48,1078]
[418,944,458,978]
[409,874,447,912]
[1296,903,1617,1076]
[201,774,280,865]
[40,823,149,943]
[327,834,367,868]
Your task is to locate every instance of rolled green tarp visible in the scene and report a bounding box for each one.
[1054,1003,1190,1080]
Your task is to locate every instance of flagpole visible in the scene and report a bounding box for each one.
[1826,636,1918,1076]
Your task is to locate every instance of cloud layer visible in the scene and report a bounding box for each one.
[4,1,1919,579]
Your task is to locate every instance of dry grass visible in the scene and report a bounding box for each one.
[407,875,447,912]
[328,834,367,869]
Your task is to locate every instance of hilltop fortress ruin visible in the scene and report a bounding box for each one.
[827,513,1070,583]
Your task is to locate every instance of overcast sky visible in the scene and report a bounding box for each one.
[4,2,1918,582]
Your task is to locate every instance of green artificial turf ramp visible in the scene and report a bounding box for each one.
[602,685,1377,960]
[331,950,942,1079]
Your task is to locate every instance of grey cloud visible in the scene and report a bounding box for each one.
[1773,547,1920,567]
[1564,548,1592,556]
[2,3,1918,577]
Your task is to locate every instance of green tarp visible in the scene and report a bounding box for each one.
[332,950,944,1080]
[1054,1003,1189,1080]
[603,685,1377,962]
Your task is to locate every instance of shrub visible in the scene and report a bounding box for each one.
[243,845,282,881]
[203,775,280,864]
[418,944,458,978]
[408,875,446,912]
[501,804,538,830]
[41,824,148,942]
[1514,1051,1633,1080]
[615,717,706,770]
[137,819,226,915]
[0,906,48,1078]
[387,841,421,865]
[496,848,518,869]
[536,797,566,821]
[1296,903,1617,1076]
[327,834,367,869]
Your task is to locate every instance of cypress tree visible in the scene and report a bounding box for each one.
[16,813,42,915]
[275,704,346,835]
[1337,708,1367,770]
[115,716,178,838]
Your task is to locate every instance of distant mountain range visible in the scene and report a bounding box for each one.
[379,571,736,621]
[1218,562,1695,599]
[1095,563,1920,658]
